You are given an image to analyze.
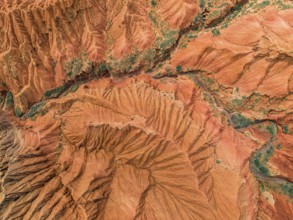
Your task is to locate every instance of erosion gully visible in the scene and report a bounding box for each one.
[21,0,292,199]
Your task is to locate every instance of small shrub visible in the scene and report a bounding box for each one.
[69,84,80,93]
[98,63,106,74]
[232,98,243,107]
[149,12,158,26]
[160,37,176,49]
[212,28,220,36]
[254,158,260,167]
[265,146,274,158]
[151,0,157,6]
[57,144,63,156]
[129,55,135,64]
[282,125,289,134]
[266,123,277,137]
[231,4,242,12]
[176,65,182,72]
[200,0,205,8]
[15,108,22,117]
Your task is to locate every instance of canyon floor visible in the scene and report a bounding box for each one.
[0,0,293,219]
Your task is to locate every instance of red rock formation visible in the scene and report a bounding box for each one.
[0,76,261,219]
[1,1,293,219]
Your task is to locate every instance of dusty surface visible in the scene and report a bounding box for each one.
[0,0,293,220]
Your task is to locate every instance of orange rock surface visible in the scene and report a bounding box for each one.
[0,0,293,219]
[0,76,260,219]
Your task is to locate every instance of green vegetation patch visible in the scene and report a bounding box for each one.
[253,152,269,175]
[15,108,22,118]
[160,30,178,49]
[231,113,252,129]
[282,125,289,134]
[44,85,66,98]
[68,84,80,93]
[232,98,243,107]
[257,0,270,9]
[64,83,81,96]
[279,183,293,198]
[212,28,220,36]
[25,102,46,119]
[200,0,205,8]
[266,122,277,137]
[264,146,274,162]
[5,91,13,108]
[176,65,182,72]
[66,58,83,77]
[149,11,158,26]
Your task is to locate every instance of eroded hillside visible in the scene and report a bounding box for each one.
[0,0,293,219]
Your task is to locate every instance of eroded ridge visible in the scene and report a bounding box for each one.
[1,1,293,219]
[0,0,248,113]
[0,76,259,219]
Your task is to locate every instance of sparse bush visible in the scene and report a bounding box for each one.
[160,30,178,49]
[258,0,270,9]
[5,91,13,108]
[231,4,242,12]
[57,143,63,156]
[66,58,83,78]
[266,123,277,137]
[232,98,243,107]
[212,28,220,36]
[259,166,269,175]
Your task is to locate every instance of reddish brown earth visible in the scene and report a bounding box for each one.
[0,0,293,220]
